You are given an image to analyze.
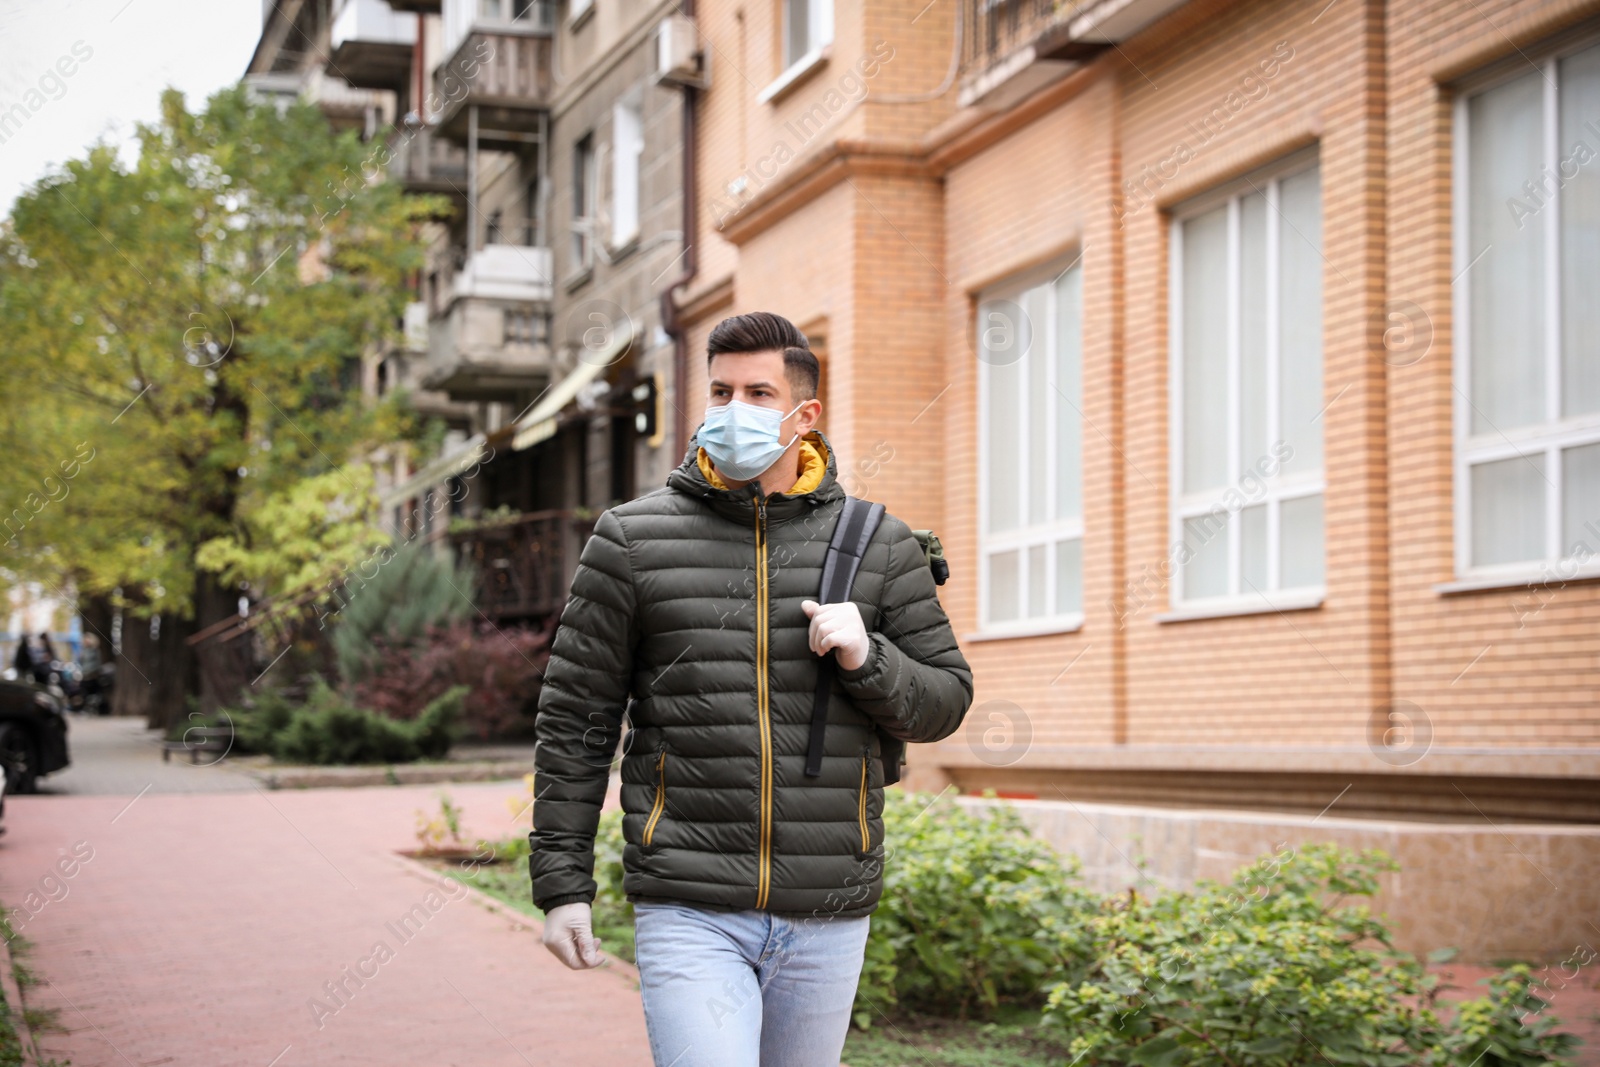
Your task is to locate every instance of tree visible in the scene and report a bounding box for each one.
[0,86,442,726]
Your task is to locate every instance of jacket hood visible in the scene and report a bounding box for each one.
[666,424,846,523]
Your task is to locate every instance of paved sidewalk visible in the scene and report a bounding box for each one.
[2,778,651,1066]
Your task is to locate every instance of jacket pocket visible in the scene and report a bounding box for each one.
[643,747,668,847]
[855,747,871,853]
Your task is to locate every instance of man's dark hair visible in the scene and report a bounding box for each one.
[706,311,820,401]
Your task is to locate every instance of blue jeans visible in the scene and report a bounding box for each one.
[632,900,871,1067]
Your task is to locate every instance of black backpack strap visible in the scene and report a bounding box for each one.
[805,497,885,778]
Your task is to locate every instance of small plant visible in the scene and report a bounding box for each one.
[414,790,467,854]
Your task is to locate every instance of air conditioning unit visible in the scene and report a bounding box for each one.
[654,14,706,88]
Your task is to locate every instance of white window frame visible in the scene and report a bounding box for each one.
[758,0,832,103]
[1449,38,1600,590]
[610,98,643,248]
[1166,148,1326,617]
[975,257,1085,639]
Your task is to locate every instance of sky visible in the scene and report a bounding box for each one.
[0,0,264,218]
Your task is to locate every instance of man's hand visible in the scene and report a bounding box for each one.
[801,600,870,672]
[541,901,605,970]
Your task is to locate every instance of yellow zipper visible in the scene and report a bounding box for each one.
[755,495,773,908]
[643,749,667,846]
[857,750,870,852]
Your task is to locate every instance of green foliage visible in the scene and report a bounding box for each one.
[855,789,1099,1026]
[271,680,462,764]
[0,84,441,619]
[1039,841,1581,1066]
[195,464,391,606]
[329,542,475,685]
[197,679,464,764]
[585,809,638,963]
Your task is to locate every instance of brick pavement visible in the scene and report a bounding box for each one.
[2,765,650,1066]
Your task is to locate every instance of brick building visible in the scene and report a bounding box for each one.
[673,0,1600,960]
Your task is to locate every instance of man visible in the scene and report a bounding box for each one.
[530,311,973,1067]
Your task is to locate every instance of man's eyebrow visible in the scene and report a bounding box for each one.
[709,378,779,390]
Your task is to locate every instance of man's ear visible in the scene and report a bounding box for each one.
[801,397,823,431]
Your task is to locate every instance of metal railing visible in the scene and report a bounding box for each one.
[386,125,469,190]
[450,509,596,621]
[963,0,1091,71]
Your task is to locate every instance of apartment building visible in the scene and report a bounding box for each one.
[677,0,1600,959]
[247,0,689,621]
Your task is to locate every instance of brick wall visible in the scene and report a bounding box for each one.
[684,0,1600,813]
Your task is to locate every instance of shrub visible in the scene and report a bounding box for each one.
[856,789,1098,1026]
[270,680,464,765]
[330,542,475,686]
[350,617,554,740]
[1039,841,1581,1066]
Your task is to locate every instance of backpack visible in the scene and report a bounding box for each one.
[804,496,949,786]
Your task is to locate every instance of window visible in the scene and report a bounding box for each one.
[782,0,832,71]
[571,134,596,270]
[977,261,1083,633]
[1455,41,1600,578]
[479,0,554,29]
[1169,155,1324,610]
[504,308,546,345]
[611,100,643,247]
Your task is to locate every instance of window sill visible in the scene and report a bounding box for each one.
[606,234,639,263]
[1155,588,1325,624]
[756,46,830,105]
[964,616,1084,643]
[567,1,594,30]
[1435,563,1600,595]
[563,264,593,293]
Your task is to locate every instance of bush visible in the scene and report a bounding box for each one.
[211,679,465,765]
[1038,840,1581,1066]
[330,541,475,686]
[350,617,554,740]
[856,789,1098,1025]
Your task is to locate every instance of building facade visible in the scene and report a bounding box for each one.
[677,0,1600,960]
[247,0,690,623]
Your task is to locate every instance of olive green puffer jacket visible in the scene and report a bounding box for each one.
[529,428,973,919]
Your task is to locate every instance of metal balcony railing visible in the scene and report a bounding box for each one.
[450,509,596,621]
[963,0,1093,71]
[386,125,470,193]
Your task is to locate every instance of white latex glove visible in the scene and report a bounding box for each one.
[801,600,870,672]
[541,901,605,970]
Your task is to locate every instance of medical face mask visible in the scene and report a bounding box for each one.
[699,398,804,483]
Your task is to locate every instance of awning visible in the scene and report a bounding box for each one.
[508,322,634,452]
[379,433,487,510]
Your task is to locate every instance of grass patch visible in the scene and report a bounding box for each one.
[429,860,638,965]
[842,1008,1077,1067]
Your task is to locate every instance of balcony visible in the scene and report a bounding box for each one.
[386,124,470,195]
[425,245,555,401]
[450,509,597,622]
[959,0,1190,108]
[432,13,554,149]
[330,0,415,91]
[243,67,391,129]
[379,302,473,422]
